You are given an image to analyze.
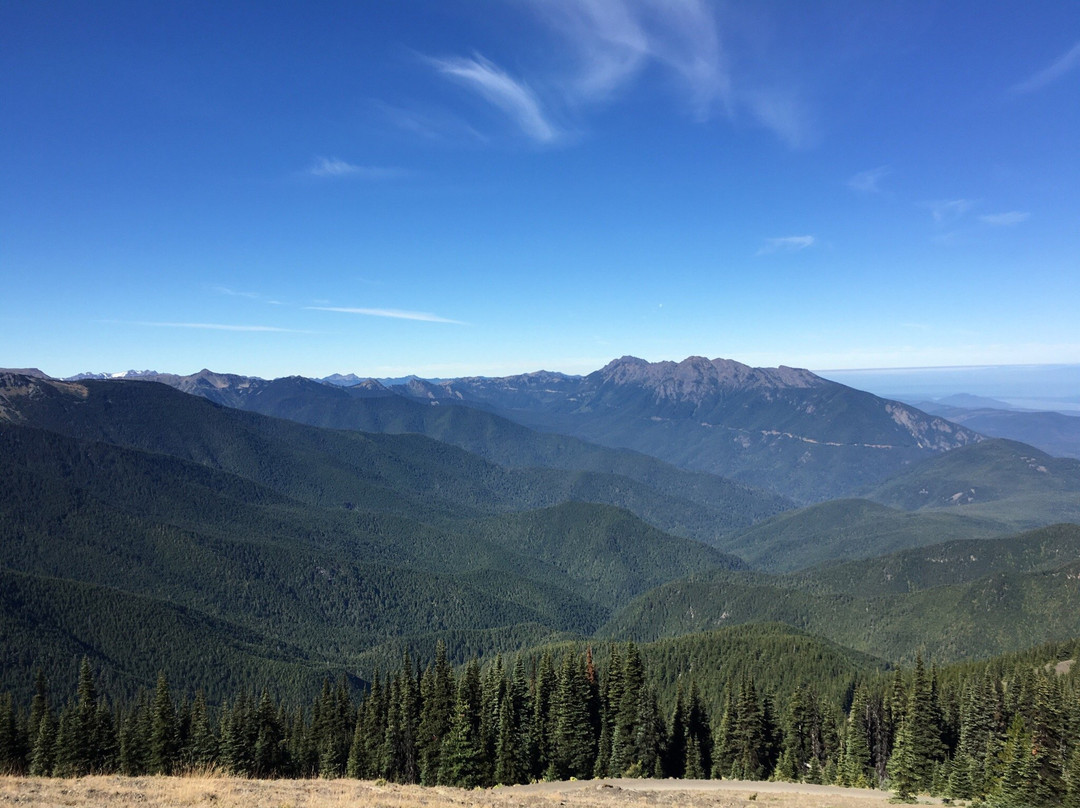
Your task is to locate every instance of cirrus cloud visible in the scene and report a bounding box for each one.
[306,306,466,325]
[756,235,815,255]
[979,211,1031,227]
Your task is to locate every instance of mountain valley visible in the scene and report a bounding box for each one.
[2,356,1079,801]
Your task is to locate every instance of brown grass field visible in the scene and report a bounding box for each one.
[0,776,939,808]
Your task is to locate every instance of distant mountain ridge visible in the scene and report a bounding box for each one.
[28,368,791,545]
[917,399,1080,460]
[393,355,983,501]
[39,357,984,502]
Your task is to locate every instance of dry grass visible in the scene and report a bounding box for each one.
[0,775,927,808]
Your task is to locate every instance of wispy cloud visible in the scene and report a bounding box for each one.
[373,101,487,143]
[1011,40,1080,94]
[305,157,408,179]
[123,321,309,333]
[848,166,891,194]
[431,54,560,143]
[210,285,284,305]
[535,0,728,119]
[927,198,976,224]
[756,235,815,255]
[418,1,811,148]
[980,211,1031,227]
[306,306,466,325]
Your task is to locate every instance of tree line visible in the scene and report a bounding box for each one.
[2,643,1079,806]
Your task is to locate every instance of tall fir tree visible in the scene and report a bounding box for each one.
[609,642,644,777]
[417,642,454,786]
[253,690,285,777]
[992,713,1037,808]
[530,651,556,780]
[149,673,178,775]
[494,658,531,786]
[438,658,484,788]
[887,713,920,802]
[551,651,595,780]
[186,691,218,770]
[74,657,100,775]
[51,702,79,778]
[28,707,56,777]
[593,644,622,779]
[839,684,873,788]
[0,693,23,774]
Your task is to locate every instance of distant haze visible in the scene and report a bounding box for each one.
[818,364,1080,412]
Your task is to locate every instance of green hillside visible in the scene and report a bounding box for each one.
[868,438,1080,527]
[1,373,788,548]
[0,568,357,704]
[791,522,1080,597]
[718,497,1008,572]
[601,524,1080,663]
[0,397,735,697]
[141,372,795,543]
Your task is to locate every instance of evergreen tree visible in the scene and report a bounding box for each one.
[29,707,56,777]
[609,643,643,777]
[51,702,79,778]
[27,670,48,761]
[685,681,712,779]
[551,651,595,780]
[776,685,824,782]
[384,655,420,783]
[729,678,767,780]
[494,658,531,785]
[149,672,179,774]
[0,693,22,774]
[1028,671,1065,806]
[593,644,622,779]
[438,658,484,788]
[992,714,1036,808]
[187,691,217,770]
[93,701,118,774]
[667,683,687,779]
[253,690,285,777]
[417,642,454,786]
[315,678,352,778]
[345,708,366,779]
[633,685,665,778]
[530,651,556,780]
[479,653,504,781]
[902,654,943,793]
[712,690,736,779]
[118,693,152,775]
[74,657,100,775]
[840,684,873,788]
[361,674,389,779]
[887,715,919,802]
[220,693,255,776]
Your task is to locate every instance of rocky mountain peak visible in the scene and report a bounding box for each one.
[594,355,825,402]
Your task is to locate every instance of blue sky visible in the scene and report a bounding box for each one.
[3,1,1079,380]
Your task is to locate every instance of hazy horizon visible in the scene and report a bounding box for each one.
[10,357,1079,413]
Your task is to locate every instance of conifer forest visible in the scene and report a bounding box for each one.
[3,644,1080,807]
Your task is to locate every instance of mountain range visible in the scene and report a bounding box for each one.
[2,354,1079,705]
[63,356,982,503]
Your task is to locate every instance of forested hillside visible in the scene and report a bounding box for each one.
[2,637,1078,808]
[109,370,794,543]
[0,376,739,700]
[601,524,1080,663]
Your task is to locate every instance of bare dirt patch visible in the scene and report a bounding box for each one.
[0,776,933,808]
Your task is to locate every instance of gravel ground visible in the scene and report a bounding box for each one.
[0,776,939,808]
